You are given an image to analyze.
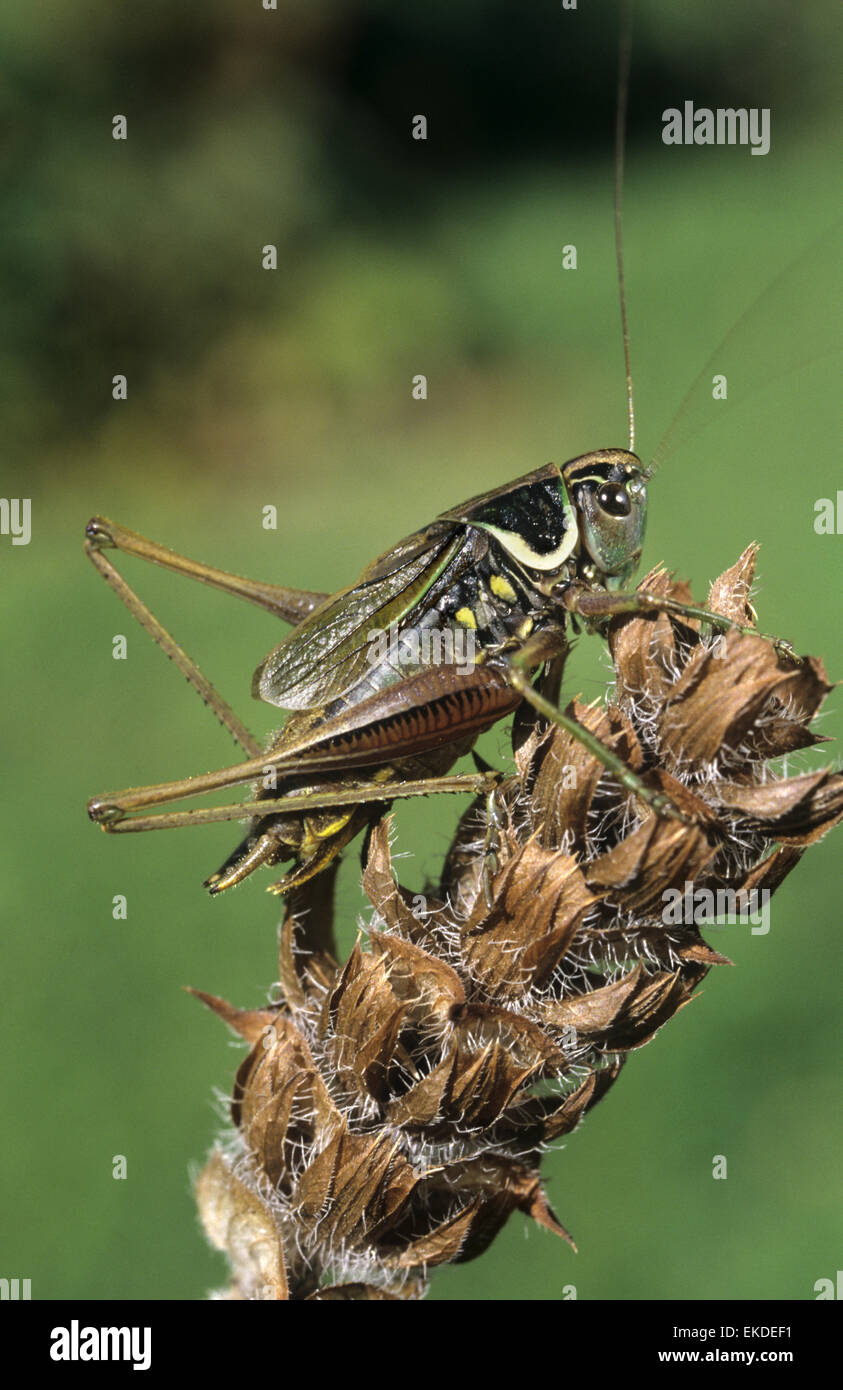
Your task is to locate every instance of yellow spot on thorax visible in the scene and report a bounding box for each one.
[455,607,477,629]
[490,573,517,603]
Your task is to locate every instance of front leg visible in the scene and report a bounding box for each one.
[563,584,799,664]
[503,630,692,825]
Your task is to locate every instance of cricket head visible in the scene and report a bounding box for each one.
[562,448,647,590]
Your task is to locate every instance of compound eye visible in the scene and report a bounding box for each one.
[596,482,631,517]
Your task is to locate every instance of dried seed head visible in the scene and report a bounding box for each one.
[195,549,842,1299]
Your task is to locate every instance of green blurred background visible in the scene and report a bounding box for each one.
[1,0,840,1301]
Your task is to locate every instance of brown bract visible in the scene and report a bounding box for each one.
[194,548,841,1299]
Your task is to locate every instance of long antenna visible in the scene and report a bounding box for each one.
[614,0,635,454]
[645,219,842,479]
